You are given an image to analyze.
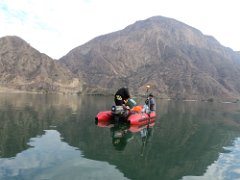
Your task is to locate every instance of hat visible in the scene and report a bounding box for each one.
[149,93,154,97]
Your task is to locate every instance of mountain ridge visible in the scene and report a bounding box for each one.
[1,16,240,100]
[0,36,83,93]
[59,16,240,100]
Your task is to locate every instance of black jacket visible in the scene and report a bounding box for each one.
[114,87,130,105]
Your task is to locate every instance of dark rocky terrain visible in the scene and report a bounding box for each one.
[59,16,240,100]
[0,36,83,93]
[1,16,240,100]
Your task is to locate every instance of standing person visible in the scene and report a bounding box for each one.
[114,87,131,106]
[146,93,156,111]
[143,93,156,113]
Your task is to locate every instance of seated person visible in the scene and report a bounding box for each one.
[114,87,131,107]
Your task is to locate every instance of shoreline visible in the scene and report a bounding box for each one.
[0,87,239,104]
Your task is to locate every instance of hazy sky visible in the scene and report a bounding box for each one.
[0,0,239,59]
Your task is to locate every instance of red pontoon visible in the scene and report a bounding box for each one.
[95,105,156,125]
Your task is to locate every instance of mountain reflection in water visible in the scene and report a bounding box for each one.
[0,130,128,180]
[183,137,240,180]
[0,93,240,179]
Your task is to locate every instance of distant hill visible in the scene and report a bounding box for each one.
[1,16,240,100]
[0,36,82,93]
[59,16,240,100]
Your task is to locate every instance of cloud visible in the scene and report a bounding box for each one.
[182,137,240,180]
[0,0,239,59]
[0,130,128,179]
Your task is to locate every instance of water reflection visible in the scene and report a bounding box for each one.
[0,93,112,158]
[0,130,128,180]
[183,137,240,180]
[96,121,155,153]
[0,94,240,179]
[110,123,133,151]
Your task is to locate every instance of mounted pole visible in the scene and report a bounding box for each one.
[146,85,150,95]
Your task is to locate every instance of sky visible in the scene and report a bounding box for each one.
[0,0,239,59]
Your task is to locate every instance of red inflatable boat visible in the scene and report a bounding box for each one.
[96,120,155,133]
[95,105,156,125]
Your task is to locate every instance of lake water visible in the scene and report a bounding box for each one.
[0,94,240,180]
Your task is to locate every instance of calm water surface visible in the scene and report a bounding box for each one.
[0,93,240,180]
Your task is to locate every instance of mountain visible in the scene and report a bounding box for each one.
[0,36,82,93]
[59,16,240,100]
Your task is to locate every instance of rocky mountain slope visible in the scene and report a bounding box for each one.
[1,16,240,100]
[59,16,240,100]
[0,36,82,93]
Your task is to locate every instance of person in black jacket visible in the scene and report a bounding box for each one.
[114,87,130,106]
